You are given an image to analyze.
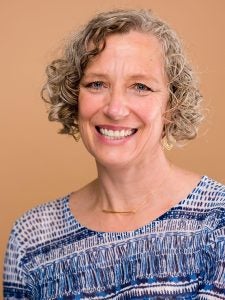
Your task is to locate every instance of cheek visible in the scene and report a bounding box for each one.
[149,95,169,122]
[78,90,106,122]
[135,101,165,124]
[78,95,96,122]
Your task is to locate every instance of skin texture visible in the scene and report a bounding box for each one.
[70,31,201,232]
[78,31,168,169]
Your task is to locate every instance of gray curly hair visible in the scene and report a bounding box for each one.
[42,9,203,143]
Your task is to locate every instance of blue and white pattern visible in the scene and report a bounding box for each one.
[3,176,225,299]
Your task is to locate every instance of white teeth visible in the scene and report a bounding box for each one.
[99,128,135,139]
[115,130,120,137]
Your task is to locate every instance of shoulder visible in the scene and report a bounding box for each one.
[201,175,224,191]
[192,176,225,208]
[179,176,224,232]
[8,194,73,250]
[14,194,70,228]
[194,176,225,232]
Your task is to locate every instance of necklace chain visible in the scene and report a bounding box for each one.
[101,197,149,214]
[101,170,172,214]
[102,209,136,214]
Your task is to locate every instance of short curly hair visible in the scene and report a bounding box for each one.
[42,9,203,143]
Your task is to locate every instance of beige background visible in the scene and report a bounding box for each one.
[1,0,224,296]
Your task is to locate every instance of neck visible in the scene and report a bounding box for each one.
[94,150,173,213]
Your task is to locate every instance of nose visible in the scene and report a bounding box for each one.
[103,88,130,120]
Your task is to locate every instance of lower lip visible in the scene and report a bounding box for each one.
[95,129,136,145]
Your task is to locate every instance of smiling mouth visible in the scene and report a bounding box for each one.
[96,126,138,139]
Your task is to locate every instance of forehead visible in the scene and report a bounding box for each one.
[89,30,163,56]
[84,31,166,80]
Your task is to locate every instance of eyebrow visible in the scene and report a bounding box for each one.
[82,72,108,80]
[82,72,161,85]
[128,74,160,84]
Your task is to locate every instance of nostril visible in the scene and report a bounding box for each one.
[103,102,130,120]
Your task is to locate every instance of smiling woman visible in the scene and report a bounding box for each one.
[78,31,169,167]
[3,9,225,300]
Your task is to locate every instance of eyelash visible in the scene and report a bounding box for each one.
[133,83,153,93]
[84,81,154,93]
[85,81,104,89]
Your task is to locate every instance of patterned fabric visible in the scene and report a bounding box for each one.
[3,176,225,299]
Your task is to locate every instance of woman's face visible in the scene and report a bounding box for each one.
[78,30,169,168]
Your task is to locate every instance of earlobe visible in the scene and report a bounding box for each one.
[161,119,174,151]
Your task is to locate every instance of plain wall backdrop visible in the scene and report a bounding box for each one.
[1,0,225,296]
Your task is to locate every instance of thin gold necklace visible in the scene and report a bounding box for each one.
[101,197,149,214]
[101,170,172,214]
[102,209,136,214]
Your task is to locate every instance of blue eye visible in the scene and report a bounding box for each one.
[134,83,152,92]
[86,81,104,89]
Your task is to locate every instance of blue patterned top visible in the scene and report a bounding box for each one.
[3,176,225,299]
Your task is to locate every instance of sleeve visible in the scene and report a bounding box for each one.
[3,222,32,300]
[198,216,225,299]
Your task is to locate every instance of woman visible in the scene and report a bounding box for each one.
[4,9,225,299]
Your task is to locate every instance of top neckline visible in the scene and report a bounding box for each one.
[65,175,208,235]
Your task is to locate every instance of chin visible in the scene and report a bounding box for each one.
[96,158,132,169]
[89,148,131,168]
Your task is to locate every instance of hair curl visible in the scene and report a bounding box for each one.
[41,9,203,143]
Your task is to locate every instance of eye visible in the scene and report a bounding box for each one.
[133,83,153,93]
[85,81,105,90]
